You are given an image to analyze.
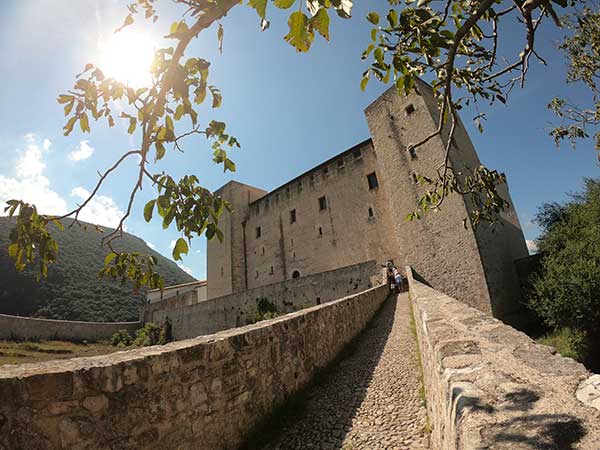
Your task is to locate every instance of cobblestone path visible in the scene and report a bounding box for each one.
[259,293,430,450]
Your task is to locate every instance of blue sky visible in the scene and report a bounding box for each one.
[0,1,598,280]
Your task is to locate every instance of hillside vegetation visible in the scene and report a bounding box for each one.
[0,217,195,322]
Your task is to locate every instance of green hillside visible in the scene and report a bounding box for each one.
[0,217,195,322]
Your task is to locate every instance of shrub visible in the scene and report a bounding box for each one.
[134,322,161,346]
[110,329,133,346]
[251,298,280,323]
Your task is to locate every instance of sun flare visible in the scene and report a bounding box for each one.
[98,31,156,87]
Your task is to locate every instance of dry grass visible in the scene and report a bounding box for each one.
[0,340,118,366]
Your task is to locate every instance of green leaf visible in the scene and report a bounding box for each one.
[367,12,379,25]
[104,252,118,265]
[155,141,166,161]
[144,200,156,222]
[224,158,236,172]
[274,0,295,8]
[172,237,189,261]
[310,8,330,40]
[80,113,90,133]
[361,72,370,91]
[284,11,314,52]
[58,95,73,104]
[128,117,137,134]
[165,115,174,131]
[63,116,77,136]
[248,0,268,19]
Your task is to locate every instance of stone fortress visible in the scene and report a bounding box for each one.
[3,81,599,450]
[161,78,529,328]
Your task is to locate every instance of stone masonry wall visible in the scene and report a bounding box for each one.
[0,314,140,342]
[144,260,384,340]
[406,266,600,449]
[0,285,388,450]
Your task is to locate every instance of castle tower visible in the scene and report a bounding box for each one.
[206,181,267,299]
[365,81,528,320]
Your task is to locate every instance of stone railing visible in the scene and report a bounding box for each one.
[0,285,388,450]
[0,314,140,342]
[406,266,600,449]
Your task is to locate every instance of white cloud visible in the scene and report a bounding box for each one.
[177,262,194,276]
[0,135,67,215]
[68,140,94,161]
[71,187,126,229]
[169,240,176,249]
[526,240,538,254]
[16,142,46,178]
[42,138,52,151]
[146,242,156,249]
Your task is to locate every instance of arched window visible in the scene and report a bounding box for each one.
[292,270,301,279]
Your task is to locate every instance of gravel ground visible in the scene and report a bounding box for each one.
[258,293,430,450]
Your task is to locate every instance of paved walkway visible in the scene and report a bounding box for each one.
[259,293,430,450]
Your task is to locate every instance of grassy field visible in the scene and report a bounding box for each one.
[0,340,119,366]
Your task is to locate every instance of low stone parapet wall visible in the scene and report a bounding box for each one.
[406,266,600,449]
[0,285,388,450]
[0,314,140,342]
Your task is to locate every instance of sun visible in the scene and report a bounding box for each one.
[98,30,156,88]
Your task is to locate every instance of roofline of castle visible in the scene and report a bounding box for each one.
[147,279,207,293]
[247,137,374,206]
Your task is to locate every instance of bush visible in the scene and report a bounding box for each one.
[110,329,133,346]
[134,322,161,346]
[528,178,600,371]
[251,298,280,323]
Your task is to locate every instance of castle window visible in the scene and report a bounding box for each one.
[353,148,362,159]
[367,172,379,190]
[323,166,329,175]
[405,103,415,115]
[291,238,294,246]
[408,146,417,159]
[368,207,374,218]
[261,246,265,255]
[255,270,259,278]
[293,251,296,259]
[270,266,274,275]
[318,196,327,211]
[292,270,301,279]
[318,226,323,236]
[221,267,224,276]
[337,158,344,168]
[256,226,262,238]
[290,209,296,224]
[316,297,321,305]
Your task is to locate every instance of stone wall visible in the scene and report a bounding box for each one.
[0,285,388,450]
[406,266,600,449]
[143,260,384,340]
[0,314,140,342]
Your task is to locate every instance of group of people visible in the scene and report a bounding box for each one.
[385,261,405,293]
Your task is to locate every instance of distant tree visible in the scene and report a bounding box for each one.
[529,178,600,363]
[3,0,597,289]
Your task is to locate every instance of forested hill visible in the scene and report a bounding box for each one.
[0,217,195,322]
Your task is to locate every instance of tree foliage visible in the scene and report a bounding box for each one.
[529,179,600,363]
[3,0,597,291]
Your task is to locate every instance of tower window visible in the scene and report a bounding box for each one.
[290,209,296,224]
[367,172,379,190]
[318,196,327,211]
[405,103,415,115]
[318,226,323,236]
[221,267,224,276]
[261,246,265,255]
[368,207,374,218]
[353,148,362,159]
[270,266,274,275]
[292,270,301,279]
[408,146,417,159]
[256,226,261,238]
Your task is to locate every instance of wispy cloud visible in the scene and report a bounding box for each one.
[0,134,67,215]
[68,140,94,161]
[71,186,126,229]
